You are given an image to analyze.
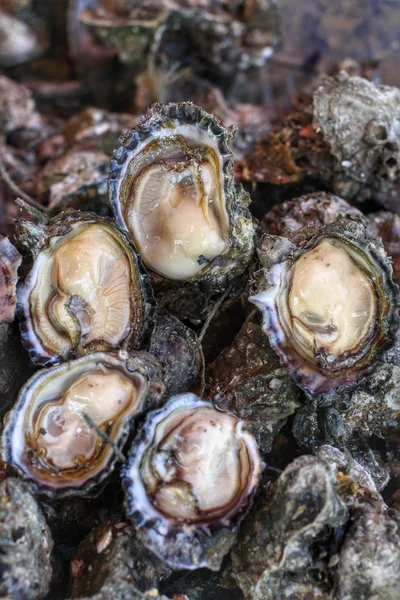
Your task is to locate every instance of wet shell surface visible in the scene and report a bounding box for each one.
[109,102,254,286]
[250,219,399,395]
[0,236,22,323]
[123,393,262,571]
[2,351,160,497]
[17,210,155,366]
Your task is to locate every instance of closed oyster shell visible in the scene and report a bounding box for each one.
[0,236,21,324]
[2,351,164,497]
[17,209,155,366]
[123,393,262,571]
[110,102,255,289]
[0,478,53,599]
[232,455,348,600]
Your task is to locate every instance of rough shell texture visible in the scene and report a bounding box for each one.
[0,75,42,135]
[37,149,110,214]
[0,478,53,599]
[258,191,365,238]
[315,72,400,186]
[251,219,399,395]
[0,236,21,323]
[70,515,171,599]
[162,565,244,600]
[123,393,262,571]
[367,211,400,284]
[16,209,155,366]
[2,351,164,498]
[207,310,301,454]
[337,503,400,600]
[149,313,204,398]
[232,455,348,600]
[109,101,255,290]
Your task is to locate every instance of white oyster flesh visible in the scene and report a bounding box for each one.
[288,239,377,359]
[128,159,228,280]
[142,406,250,520]
[31,224,132,358]
[36,369,137,471]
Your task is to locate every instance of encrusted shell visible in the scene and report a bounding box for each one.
[250,219,399,395]
[123,393,262,571]
[17,209,155,366]
[109,101,255,289]
[0,236,22,324]
[2,351,163,497]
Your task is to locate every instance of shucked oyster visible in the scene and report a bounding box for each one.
[250,219,399,395]
[123,393,262,571]
[2,351,163,497]
[17,210,154,366]
[110,102,254,286]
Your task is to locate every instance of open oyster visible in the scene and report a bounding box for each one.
[110,102,254,286]
[2,351,163,497]
[250,219,399,395]
[17,210,154,366]
[123,393,262,571]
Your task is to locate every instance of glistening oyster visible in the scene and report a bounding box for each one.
[250,219,399,395]
[123,393,262,571]
[2,351,164,497]
[17,209,155,366]
[109,102,255,289]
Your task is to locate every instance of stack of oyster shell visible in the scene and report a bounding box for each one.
[1,56,400,600]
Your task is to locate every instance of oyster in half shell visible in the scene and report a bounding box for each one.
[123,393,262,571]
[2,351,163,497]
[110,102,254,287]
[250,219,399,395]
[17,210,154,366]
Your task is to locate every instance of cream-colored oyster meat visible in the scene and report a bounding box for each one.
[288,239,377,359]
[127,146,229,280]
[35,370,137,471]
[31,224,132,359]
[142,406,251,520]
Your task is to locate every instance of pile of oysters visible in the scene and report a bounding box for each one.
[0,5,400,598]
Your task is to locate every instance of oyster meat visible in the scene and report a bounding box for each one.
[123,393,262,571]
[110,102,254,286]
[250,219,399,395]
[2,351,163,496]
[17,210,154,365]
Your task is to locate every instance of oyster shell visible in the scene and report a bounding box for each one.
[0,478,53,599]
[70,515,171,599]
[2,351,164,497]
[250,219,399,395]
[110,102,255,287]
[123,393,262,571]
[232,456,348,600]
[17,210,155,366]
[0,236,21,324]
[0,75,42,136]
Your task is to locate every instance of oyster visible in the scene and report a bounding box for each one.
[2,351,164,497]
[208,310,301,454]
[232,456,348,600]
[0,236,21,323]
[17,210,154,366]
[110,102,255,286]
[70,515,171,599]
[0,478,53,600]
[0,75,42,136]
[123,393,262,571]
[250,219,399,395]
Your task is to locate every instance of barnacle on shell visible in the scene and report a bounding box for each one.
[123,393,262,571]
[2,351,163,497]
[250,219,399,395]
[17,210,155,366]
